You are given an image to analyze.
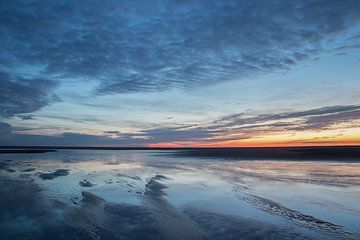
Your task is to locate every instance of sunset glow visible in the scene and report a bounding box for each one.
[1,2,360,239]
[0,1,360,147]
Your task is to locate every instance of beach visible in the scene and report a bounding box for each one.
[0,149,359,240]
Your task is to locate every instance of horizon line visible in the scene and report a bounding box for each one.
[1,145,360,150]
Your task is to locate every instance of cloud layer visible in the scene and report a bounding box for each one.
[210,105,360,140]
[1,0,360,98]
[1,1,360,146]
[1,105,359,146]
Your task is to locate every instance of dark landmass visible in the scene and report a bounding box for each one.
[0,146,203,150]
[0,149,57,154]
[0,146,360,160]
[174,146,360,161]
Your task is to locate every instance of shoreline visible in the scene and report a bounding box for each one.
[1,146,360,160]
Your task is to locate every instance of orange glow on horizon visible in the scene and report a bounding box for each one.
[147,127,360,148]
[147,141,360,148]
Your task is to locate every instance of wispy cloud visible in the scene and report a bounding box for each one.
[215,105,360,129]
[2,105,360,146]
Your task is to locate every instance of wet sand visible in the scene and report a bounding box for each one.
[0,149,359,239]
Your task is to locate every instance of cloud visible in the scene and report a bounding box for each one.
[347,33,360,41]
[215,105,360,126]
[212,105,360,135]
[2,105,359,146]
[293,108,360,130]
[0,122,209,146]
[0,122,12,137]
[334,52,347,56]
[0,72,61,118]
[104,126,211,143]
[1,0,359,95]
[334,44,360,51]
[0,125,140,146]
[139,126,210,142]
[19,115,36,120]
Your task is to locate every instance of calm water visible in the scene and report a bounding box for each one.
[0,150,359,240]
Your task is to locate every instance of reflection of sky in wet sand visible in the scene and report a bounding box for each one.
[1,150,360,239]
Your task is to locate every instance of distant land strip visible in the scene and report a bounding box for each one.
[0,149,57,154]
[0,146,360,160]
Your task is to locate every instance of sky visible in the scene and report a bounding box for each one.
[1,0,360,147]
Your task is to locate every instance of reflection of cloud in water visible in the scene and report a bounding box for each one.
[142,175,210,240]
[209,161,360,187]
[1,150,360,239]
[115,173,142,181]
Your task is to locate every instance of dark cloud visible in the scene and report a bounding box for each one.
[1,0,359,95]
[0,72,61,118]
[19,115,36,120]
[104,130,121,135]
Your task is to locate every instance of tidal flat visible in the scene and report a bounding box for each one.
[0,149,359,240]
